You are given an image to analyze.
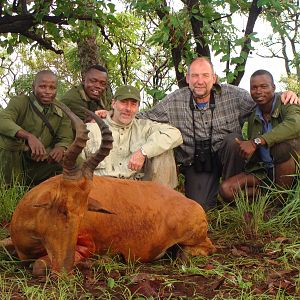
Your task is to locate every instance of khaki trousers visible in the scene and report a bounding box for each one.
[142,150,178,189]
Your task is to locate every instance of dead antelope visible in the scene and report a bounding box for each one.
[6,103,215,275]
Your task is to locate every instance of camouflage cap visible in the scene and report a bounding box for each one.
[114,85,140,102]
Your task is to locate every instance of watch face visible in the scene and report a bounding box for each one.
[254,138,261,145]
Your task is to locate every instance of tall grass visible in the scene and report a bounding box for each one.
[210,169,300,240]
[0,175,29,226]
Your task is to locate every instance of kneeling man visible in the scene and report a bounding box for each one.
[0,70,73,186]
[81,85,183,188]
[220,70,300,201]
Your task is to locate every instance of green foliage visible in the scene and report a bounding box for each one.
[0,0,299,105]
[131,0,267,84]
[262,1,300,83]
[99,12,144,88]
[0,44,81,102]
[0,0,115,55]
[280,74,300,95]
[10,74,34,96]
[144,87,167,105]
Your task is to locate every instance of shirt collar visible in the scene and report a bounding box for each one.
[190,83,220,110]
[78,84,89,102]
[212,82,222,95]
[30,93,44,111]
[255,95,276,118]
[29,93,63,117]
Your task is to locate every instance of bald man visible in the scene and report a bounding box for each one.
[0,70,73,186]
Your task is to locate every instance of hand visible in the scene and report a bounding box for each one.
[95,110,108,118]
[48,147,65,163]
[281,91,300,105]
[89,110,108,123]
[27,134,47,162]
[235,138,256,159]
[128,149,146,171]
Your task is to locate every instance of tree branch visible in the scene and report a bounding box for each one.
[22,30,63,54]
[0,11,112,54]
[155,0,186,87]
[184,0,210,57]
[232,0,262,85]
[20,0,28,15]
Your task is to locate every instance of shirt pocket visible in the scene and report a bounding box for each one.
[129,141,143,154]
[213,115,240,134]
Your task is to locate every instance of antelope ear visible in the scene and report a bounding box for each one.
[88,197,115,214]
[32,191,53,209]
[33,203,51,208]
[32,198,51,209]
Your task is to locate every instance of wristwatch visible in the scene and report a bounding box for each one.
[253,137,262,147]
[140,147,147,156]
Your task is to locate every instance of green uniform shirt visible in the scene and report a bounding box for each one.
[247,95,300,146]
[245,95,300,178]
[0,93,73,184]
[60,84,104,121]
[0,93,72,151]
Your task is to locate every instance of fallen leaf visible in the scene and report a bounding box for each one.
[239,245,250,252]
[266,259,281,266]
[131,273,154,283]
[268,269,293,279]
[205,264,215,270]
[275,236,290,243]
[273,279,293,289]
[211,277,225,290]
[130,281,157,297]
[231,247,248,257]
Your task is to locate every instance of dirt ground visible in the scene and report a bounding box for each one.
[3,236,299,299]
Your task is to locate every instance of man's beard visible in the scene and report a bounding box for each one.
[192,87,210,100]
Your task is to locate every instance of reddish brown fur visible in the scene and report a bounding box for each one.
[10,175,92,273]
[7,105,215,275]
[9,175,215,274]
[80,177,215,261]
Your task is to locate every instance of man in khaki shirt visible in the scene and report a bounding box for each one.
[81,85,183,188]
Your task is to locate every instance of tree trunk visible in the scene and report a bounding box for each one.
[77,36,112,109]
[232,0,262,86]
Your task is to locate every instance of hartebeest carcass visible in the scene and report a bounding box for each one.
[7,104,215,275]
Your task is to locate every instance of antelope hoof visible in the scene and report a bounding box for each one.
[32,258,50,277]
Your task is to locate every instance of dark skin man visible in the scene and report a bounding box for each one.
[220,70,300,201]
[15,71,65,163]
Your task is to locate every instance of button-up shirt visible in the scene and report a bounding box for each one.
[81,114,183,178]
[138,85,256,165]
[255,97,276,166]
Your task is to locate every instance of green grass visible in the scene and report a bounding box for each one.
[0,173,299,299]
[0,175,29,226]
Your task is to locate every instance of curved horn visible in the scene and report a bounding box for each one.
[53,102,89,180]
[81,109,113,179]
